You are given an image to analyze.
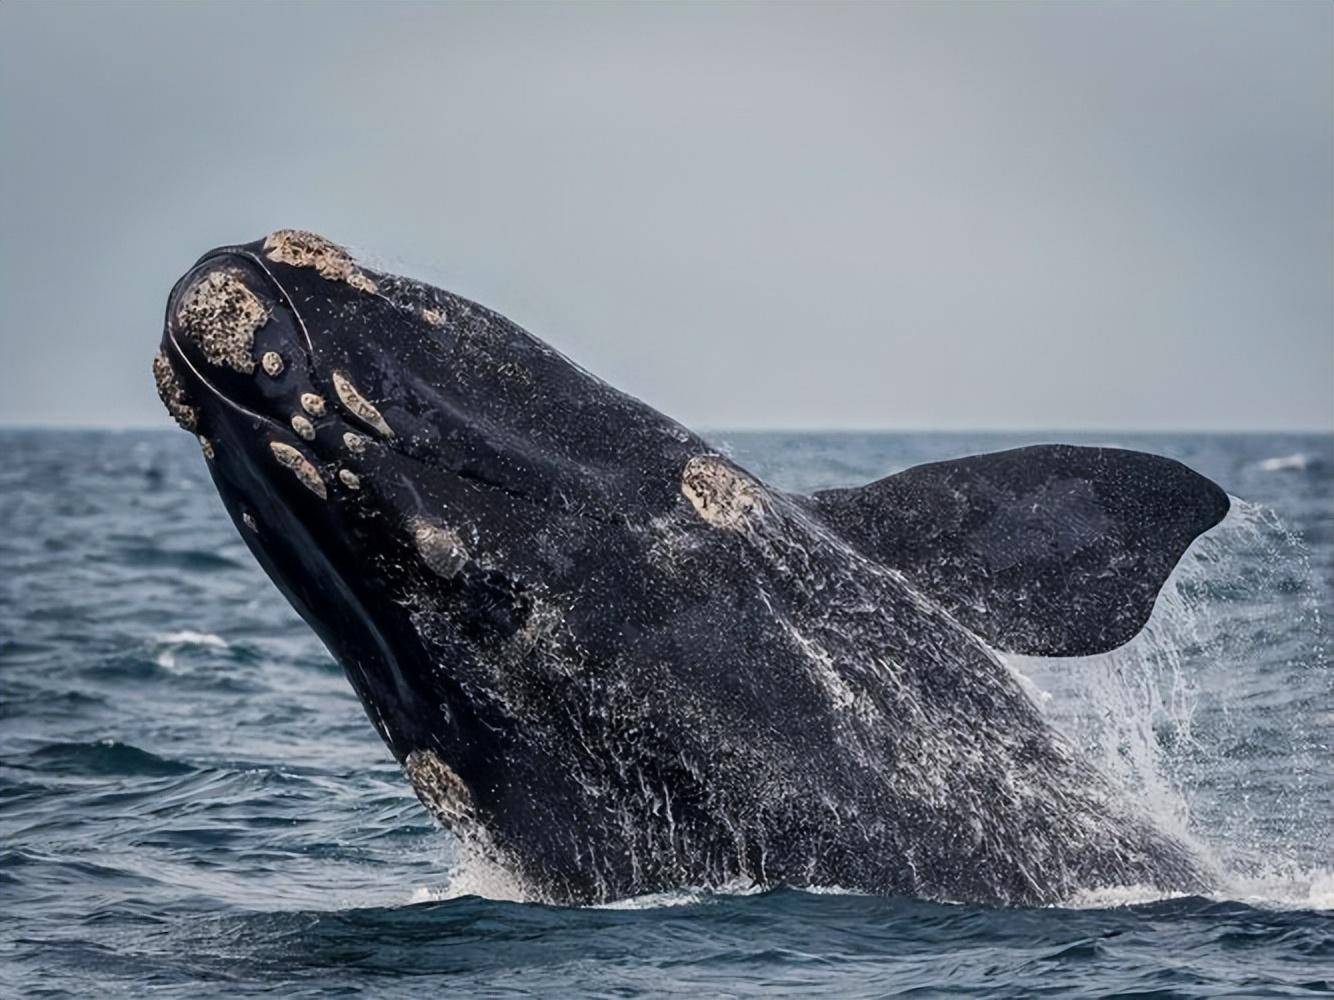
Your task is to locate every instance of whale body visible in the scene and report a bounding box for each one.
[153,231,1229,905]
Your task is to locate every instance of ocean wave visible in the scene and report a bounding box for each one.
[22,739,196,778]
[407,867,1334,916]
[147,630,252,674]
[155,630,230,649]
[1256,452,1320,473]
[109,545,246,572]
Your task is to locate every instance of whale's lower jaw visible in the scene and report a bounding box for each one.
[154,230,1227,908]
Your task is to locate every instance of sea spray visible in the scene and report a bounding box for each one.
[1007,497,1331,902]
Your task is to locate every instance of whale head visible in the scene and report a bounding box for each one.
[154,231,708,790]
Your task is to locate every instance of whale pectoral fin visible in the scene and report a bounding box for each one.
[811,445,1230,657]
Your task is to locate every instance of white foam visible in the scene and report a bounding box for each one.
[150,630,229,671]
[1217,867,1334,911]
[1304,870,1334,910]
[595,889,711,910]
[407,851,528,905]
[594,878,767,910]
[156,630,229,649]
[1061,883,1193,909]
[1257,452,1311,472]
[1062,866,1334,912]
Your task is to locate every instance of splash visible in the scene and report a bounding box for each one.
[1006,498,1331,907]
[408,847,528,905]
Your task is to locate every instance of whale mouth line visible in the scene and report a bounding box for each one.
[162,245,334,442]
[162,326,284,430]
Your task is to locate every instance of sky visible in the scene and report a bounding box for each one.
[1,1,1330,431]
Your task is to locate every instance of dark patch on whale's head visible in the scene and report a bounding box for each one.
[155,231,703,774]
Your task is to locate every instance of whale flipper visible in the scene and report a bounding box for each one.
[811,445,1230,656]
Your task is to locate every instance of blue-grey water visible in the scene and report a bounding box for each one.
[2,428,1331,998]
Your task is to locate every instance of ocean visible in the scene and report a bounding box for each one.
[2,428,1330,998]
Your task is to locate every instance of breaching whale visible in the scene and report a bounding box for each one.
[153,231,1230,905]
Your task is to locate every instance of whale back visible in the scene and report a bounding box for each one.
[811,445,1230,656]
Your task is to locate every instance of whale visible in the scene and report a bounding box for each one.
[153,230,1230,905]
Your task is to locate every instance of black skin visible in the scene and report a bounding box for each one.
[157,233,1229,905]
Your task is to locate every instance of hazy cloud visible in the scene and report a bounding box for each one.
[2,1,1330,430]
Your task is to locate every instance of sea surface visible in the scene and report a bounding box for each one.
[2,428,1331,998]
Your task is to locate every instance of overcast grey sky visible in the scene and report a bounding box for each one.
[2,1,1330,430]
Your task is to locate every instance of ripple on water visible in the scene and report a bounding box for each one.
[22,740,198,778]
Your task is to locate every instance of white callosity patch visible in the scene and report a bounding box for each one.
[260,351,284,377]
[268,441,327,499]
[421,306,446,326]
[404,750,527,898]
[262,230,379,294]
[343,431,367,454]
[410,518,468,578]
[404,750,476,830]
[332,371,393,439]
[680,456,768,530]
[338,469,361,490]
[290,414,315,441]
[196,435,215,460]
[300,393,327,417]
[152,352,197,432]
[175,269,268,374]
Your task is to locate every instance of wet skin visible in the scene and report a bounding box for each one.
[155,231,1228,905]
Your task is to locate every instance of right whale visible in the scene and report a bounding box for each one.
[154,231,1231,905]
